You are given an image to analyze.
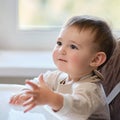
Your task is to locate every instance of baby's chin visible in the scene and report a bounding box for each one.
[58,67,68,73]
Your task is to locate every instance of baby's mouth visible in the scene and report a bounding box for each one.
[58,59,67,62]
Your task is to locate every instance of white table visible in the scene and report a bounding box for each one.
[0,84,60,120]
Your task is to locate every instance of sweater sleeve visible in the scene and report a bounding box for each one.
[55,82,107,120]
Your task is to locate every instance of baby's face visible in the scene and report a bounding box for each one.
[52,26,97,78]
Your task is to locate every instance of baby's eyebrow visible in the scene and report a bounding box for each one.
[57,37,63,41]
[69,40,81,46]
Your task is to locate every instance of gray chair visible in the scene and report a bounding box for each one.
[100,39,120,120]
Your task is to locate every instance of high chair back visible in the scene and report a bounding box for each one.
[100,38,120,120]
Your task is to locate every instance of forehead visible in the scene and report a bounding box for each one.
[59,26,96,43]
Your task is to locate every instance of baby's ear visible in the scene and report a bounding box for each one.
[90,52,106,68]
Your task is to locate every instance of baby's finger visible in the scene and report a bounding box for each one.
[25,80,38,90]
[23,97,34,107]
[9,95,15,103]
[9,95,19,104]
[24,103,36,113]
[25,90,36,96]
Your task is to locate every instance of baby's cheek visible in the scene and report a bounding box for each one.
[52,50,57,60]
[70,55,87,69]
[52,50,59,65]
[70,55,81,65]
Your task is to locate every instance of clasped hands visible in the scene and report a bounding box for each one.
[9,74,54,113]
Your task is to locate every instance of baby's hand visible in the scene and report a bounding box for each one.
[22,74,53,113]
[9,90,31,106]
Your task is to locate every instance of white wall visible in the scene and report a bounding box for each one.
[0,0,120,51]
[0,0,60,51]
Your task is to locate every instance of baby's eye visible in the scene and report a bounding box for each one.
[57,41,62,46]
[70,44,78,49]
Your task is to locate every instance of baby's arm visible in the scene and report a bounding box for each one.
[22,74,63,113]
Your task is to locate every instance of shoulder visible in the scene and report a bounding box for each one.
[73,81,100,93]
[73,70,104,92]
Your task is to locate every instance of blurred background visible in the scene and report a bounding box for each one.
[0,0,120,51]
[0,0,120,84]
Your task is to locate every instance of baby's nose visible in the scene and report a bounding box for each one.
[59,46,66,55]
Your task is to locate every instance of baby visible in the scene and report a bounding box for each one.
[9,15,116,120]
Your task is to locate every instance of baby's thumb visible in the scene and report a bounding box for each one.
[38,74,46,87]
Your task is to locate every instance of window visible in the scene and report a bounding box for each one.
[19,0,120,30]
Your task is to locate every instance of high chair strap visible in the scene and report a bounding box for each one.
[107,82,120,104]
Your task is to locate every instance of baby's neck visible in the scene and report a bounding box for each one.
[68,71,93,82]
